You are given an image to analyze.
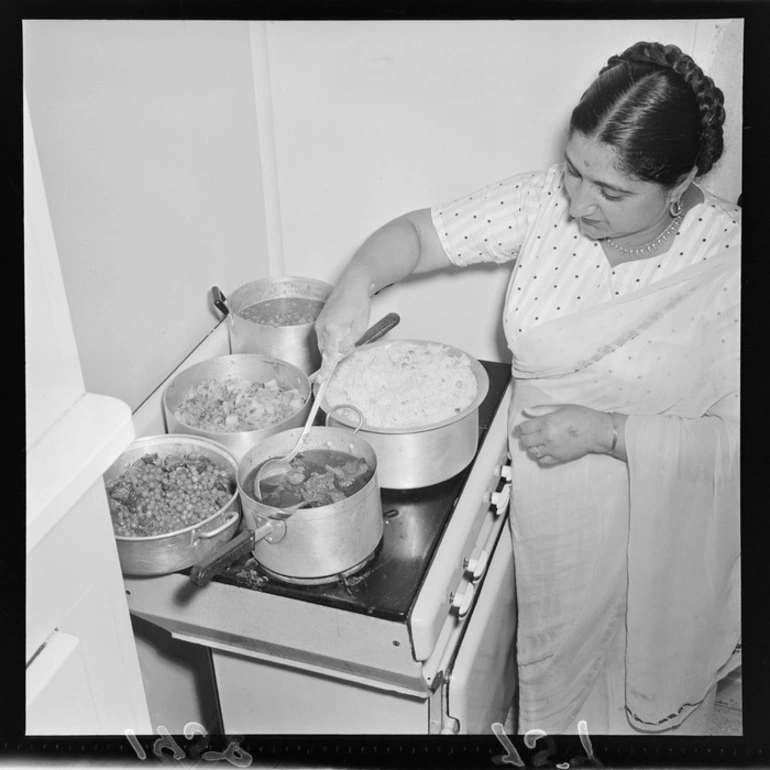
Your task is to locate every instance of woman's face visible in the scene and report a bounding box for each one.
[563,131,674,242]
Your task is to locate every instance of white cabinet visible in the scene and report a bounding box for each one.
[25,88,150,736]
[26,631,99,734]
[26,479,152,735]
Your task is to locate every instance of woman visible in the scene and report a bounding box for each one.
[315,41,740,735]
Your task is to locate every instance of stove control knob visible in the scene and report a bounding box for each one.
[464,551,489,582]
[495,463,513,481]
[488,483,511,515]
[450,583,475,619]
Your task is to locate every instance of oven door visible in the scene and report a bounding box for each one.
[444,522,517,734]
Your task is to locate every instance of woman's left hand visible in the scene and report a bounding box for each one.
[514,404,614,465]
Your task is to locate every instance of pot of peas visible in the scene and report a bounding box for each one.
[103,435,241,576]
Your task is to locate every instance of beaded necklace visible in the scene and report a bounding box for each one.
[603,212,683,258]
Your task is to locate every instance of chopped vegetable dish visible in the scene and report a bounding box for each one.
[174,376,305,432]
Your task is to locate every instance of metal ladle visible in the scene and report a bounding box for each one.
[252,312,400,507]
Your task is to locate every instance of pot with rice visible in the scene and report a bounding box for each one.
[320,339,489,489]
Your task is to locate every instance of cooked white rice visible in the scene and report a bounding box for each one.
[324,341,478,429]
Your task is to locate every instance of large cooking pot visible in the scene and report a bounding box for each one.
[163,353,312,461]
[321,340,490,489]
[189,426,383,586]
[212,277,332,374]
[104,435,241,576]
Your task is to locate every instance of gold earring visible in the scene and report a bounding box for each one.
[669,198,683,217]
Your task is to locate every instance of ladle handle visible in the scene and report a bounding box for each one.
[211,286,230,317]
[285,365,336,464]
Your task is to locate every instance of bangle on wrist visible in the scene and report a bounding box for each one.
[605,412,618,454]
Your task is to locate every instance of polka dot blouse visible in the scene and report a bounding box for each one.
[431,164,741,340]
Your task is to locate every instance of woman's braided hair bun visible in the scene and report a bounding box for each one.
[603,41,726,176]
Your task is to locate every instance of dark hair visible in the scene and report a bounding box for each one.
[569,42,726,186]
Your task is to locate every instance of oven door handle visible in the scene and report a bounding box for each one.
[463,495,509,584]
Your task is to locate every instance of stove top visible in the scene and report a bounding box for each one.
[210,360,512,622]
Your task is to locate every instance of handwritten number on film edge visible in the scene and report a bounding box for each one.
[492,722,526,766]
[153,726,186,762]
[492,720,599,767]
[125,719,598,767]
[124,722,253,766]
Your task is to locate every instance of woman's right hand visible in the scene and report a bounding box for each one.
[314,208,446,382]
[314,282,372,382]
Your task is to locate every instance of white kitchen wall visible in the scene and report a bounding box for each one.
[23,20,271,411]
[24,19,742,400]
[692,19,743,205]
[263,19,743,362]
[24,89,86,450]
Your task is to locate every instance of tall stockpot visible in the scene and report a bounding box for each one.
[190,426,383,586]
[212,277,331,375]
[321,340,490,490]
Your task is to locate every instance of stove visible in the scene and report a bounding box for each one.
[124,360,518,735]
[208,361,511,619]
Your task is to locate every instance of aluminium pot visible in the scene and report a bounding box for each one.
[320,340,490,489]
[212,277,332,375]
[163,353,312,461]
[189,426,383,586]
[104,435,241,576]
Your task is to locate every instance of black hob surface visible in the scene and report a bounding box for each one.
[210,360,511,622]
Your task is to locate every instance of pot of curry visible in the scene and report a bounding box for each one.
[212,277,332,375]
[189,426,383,586]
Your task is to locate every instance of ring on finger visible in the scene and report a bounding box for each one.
[535,446,542,459]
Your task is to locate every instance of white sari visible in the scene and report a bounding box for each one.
[507,251,741,734]
[431,166,741,734]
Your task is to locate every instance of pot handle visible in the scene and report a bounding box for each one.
[191,510,239,544]
[211,285,230,317]
[189,520,273,587]
[324,403,365,434]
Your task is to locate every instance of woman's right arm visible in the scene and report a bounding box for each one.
[315,207,451,370]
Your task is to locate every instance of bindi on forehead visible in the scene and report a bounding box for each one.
[565,137,640,196]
